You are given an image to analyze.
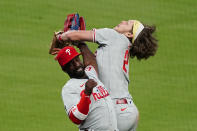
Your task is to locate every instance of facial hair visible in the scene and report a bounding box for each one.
[72,66,85,79]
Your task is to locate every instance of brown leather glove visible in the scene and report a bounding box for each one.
[49,31,72,55]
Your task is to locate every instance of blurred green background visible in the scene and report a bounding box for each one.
[0,0,196,131]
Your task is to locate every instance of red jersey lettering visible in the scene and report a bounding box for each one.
[123,49,129,73]
[92,86,109,101]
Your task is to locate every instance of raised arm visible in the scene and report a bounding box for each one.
[57,30,94,42]
[77,43,98,74]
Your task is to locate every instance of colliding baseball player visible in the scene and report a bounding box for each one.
[56,43,118,131]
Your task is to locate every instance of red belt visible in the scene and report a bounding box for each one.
[116,98,128,104]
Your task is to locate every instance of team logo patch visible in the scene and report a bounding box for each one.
[65,49,71,55]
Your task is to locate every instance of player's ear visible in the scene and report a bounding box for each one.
[124,32,133,39]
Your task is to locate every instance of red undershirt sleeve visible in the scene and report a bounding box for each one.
[68,90,91,125]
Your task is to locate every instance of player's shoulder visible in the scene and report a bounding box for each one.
[62,79,87,92]
[100,28,130,46]
[62,79,76,92]
[96,28,118,34]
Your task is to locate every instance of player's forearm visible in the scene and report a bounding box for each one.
[69,90,91,125]
[78,43,95,65]
[60,30,93,42]
[78,43,98,73]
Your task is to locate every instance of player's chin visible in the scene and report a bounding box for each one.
[77,67,83,72]
[75,69,85,78]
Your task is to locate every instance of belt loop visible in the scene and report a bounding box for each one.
[116,98,128,104]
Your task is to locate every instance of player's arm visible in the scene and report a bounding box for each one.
[57,30,93,42]
[65,80,97,125]
[77,43,98,74]
[68,90,91,125]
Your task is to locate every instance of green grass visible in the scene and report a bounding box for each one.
[0,0,197,131]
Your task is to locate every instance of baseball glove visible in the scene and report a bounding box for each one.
[64,13,86,32]
[49,13,86,55]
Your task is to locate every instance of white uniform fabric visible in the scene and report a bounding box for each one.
[93,28,131,99]
[93,28,139,131]
[62,65,118,131]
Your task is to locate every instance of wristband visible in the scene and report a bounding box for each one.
[81,90,91,97]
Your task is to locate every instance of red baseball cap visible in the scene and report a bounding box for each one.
[56,46,80,66]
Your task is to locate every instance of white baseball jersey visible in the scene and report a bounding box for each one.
[62,65,118,130]
[93,28,132,99]
[93,28,139,131]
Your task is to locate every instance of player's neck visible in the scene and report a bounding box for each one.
[69,74,88,79]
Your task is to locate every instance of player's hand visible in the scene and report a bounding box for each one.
[49,31,71,55]
[56,31,63,35]
[84,79,97,95]
[56,31,68,42]
[56,33,63,43]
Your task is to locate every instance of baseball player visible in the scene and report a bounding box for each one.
[56,20,158,131]
[55,43,118,131]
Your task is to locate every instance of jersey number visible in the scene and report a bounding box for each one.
[123,49,129,73]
